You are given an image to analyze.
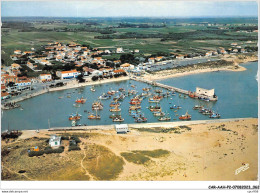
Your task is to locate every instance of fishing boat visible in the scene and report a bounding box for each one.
[67,95,71,98]
[198,97,210,102]
[129,105,141,110]
[69,113,82,121]
[118,88,125,92]
[209,113,221,118]
[130,111,139,117]
[148,104,161,112]
[110,106,121,112]
[155,89,163,93]
[88,110,101,120]
[90,86,95,92]
[158,114,171,121]
[148,98,160,103]
[170,105,182,109]
[113,117,124,122]
[118,94,126,101]
[110,101,121,107]
[141,92,149,96]
[153,112,165,117]
[129,100,141,105]
[20,108,24,111]
[75,97,86,104]
[109,114,121,119]
[202,109,213,115]
[92,101,103,110]
[59,96,63,99]
[135,116,147,123]
[189,91,196,98]
[131,85,136,88]
[73,103,81,108]
[179,111,191,120]
[107,90,116,95]
[142,87,151,92]
[193,105,203,110]
[199,108,207,113]
[99,93,110,100]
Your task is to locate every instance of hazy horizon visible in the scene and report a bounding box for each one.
[2,1,258,18]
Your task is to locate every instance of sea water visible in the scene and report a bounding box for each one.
[1,62,258,130]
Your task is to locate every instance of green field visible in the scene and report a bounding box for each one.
[1,17,258,65]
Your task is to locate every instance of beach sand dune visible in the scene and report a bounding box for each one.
[1,118,258,181]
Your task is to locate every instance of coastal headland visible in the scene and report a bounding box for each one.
[1,118,258,181]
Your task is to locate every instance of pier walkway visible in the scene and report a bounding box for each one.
[130,77,217,101]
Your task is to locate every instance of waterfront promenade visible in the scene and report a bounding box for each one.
[1,76,130,107]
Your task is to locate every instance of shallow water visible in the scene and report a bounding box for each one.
[1,62,258,130]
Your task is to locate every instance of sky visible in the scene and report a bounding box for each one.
[1,1,258,18]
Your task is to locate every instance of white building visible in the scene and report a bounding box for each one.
[14,50,22,55]
[92,70,103,76]
[16,80,32,91]
[196,87,218,101]
[115,124,129,134]
[57,69,80,79]
[39,74,52,82]
[49,135,61,148]
[116,47,124,53]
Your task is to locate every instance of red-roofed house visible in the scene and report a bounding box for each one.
[113,69,126,75]
[39,74,52,82]
[56,69,80,79]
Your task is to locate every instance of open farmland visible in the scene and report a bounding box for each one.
[1,17,258,65]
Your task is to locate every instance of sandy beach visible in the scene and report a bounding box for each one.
[142,53,258,81]
[2,118,258,181]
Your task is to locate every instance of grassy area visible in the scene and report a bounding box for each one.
[121,149,170,165]
[132,149,170,158]
[1,137,89,181]
[83,144,124,180]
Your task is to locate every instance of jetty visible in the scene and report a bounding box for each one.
[131,77,218,101]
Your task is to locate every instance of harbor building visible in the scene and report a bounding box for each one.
[56,69,80,79]
[196,87,218,101]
